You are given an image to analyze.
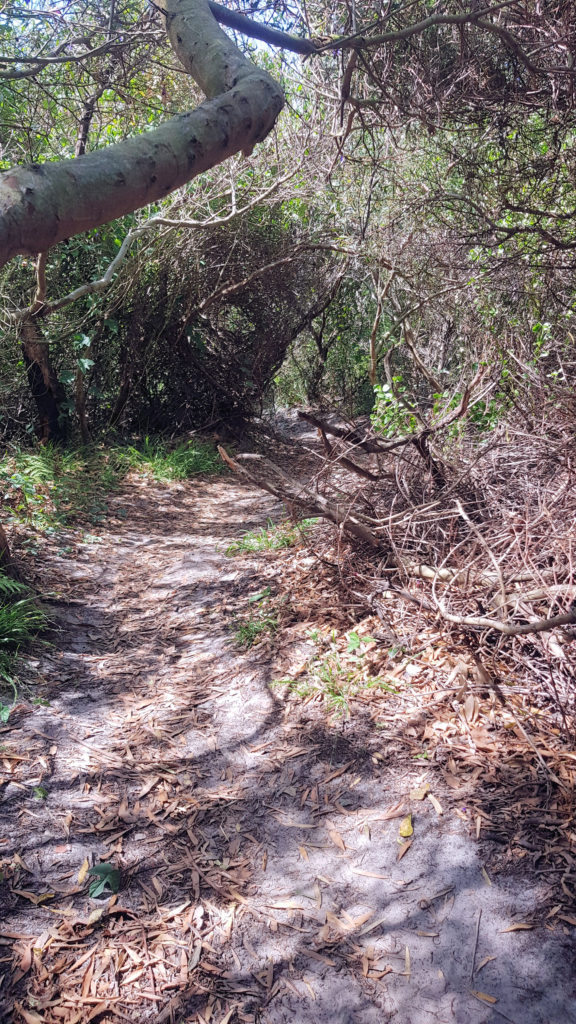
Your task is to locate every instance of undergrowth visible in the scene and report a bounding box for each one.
[0,437,223,534]
[111,437,224,481]
[232,587,279,648]
[274,629,400,717]
[225,517,318,557]
[0,569,46,720]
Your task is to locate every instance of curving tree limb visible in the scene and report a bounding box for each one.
[0,0,284,269]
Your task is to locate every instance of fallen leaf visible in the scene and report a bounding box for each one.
[558,914,576,927]
[14,1008,44,1024]
[397,839,413,861]
[410,783,430,801]
[427,794,443,816]
[329,830,346,852]
[476,955,496,973]
[464,695,479,723]
[470,990,498,1004]
[17,944,33,974]
[350,869,390,880]
[78,857,90,884]
[481,866,492,887]
[399,814,413,838]
[12,890,54,906]
[500,923,534,932]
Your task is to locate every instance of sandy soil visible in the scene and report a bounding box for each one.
[0,471,574,1024]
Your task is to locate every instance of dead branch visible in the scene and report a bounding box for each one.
[298,409,414,454]
[318,428,380,481]
[218,446,382,548]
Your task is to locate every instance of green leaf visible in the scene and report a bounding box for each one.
[347,631,361,652]
[88,862,120,897]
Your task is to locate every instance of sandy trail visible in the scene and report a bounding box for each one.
[0,473,574,1024]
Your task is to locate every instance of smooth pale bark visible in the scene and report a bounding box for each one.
[0,0,284,270]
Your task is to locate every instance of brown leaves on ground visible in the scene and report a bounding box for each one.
[1,458,575,1024]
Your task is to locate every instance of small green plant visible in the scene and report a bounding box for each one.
[233,609,278,648]
[0,569,46,709]
[274,630,399,718]
[0,596,46,649]
[232,587,280,648]
[0,700,12,723]
[87,862,121,898]
[226,518,317,557]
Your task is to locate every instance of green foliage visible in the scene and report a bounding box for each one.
[0,445,121,532]
[0,438,223,535]
[225,518,317,557]
[87,862,121,898]
[111,437,224,481]
[0,701,13,724]
[274,630,399,718]
[371,381,418,438]
[0,596,45,650]
[0,568,46,709]
[233,609,279,648]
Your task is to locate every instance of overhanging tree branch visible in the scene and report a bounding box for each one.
[0,0,284,270]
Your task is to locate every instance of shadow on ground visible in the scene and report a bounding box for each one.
[0,474,574,1024]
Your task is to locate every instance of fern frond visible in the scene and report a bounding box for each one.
[0,571,27,598]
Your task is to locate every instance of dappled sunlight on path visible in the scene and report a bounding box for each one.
[0,475,574,1024]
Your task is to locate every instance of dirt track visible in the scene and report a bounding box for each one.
[0,472,574,1024]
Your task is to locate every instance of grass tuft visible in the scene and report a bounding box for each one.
[111,437,224,481]
[225,518,318,557]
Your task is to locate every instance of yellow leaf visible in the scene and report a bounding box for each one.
[470,990,498,1004]
[77,857,90,884]
[86,907,105,925]
[481,866,492,887]
[298,846,309,860]
[501,922,534,932]
[399,814,413,838]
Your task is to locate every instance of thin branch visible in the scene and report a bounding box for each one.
[11,165,304,321]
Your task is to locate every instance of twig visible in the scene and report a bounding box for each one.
[470,908,481,982]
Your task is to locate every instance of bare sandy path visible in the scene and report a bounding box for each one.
[0,473,574,1024]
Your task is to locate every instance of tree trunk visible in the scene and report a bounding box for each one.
[0,523,19,579]
[20,315,66,441]
[0,0,284,270]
